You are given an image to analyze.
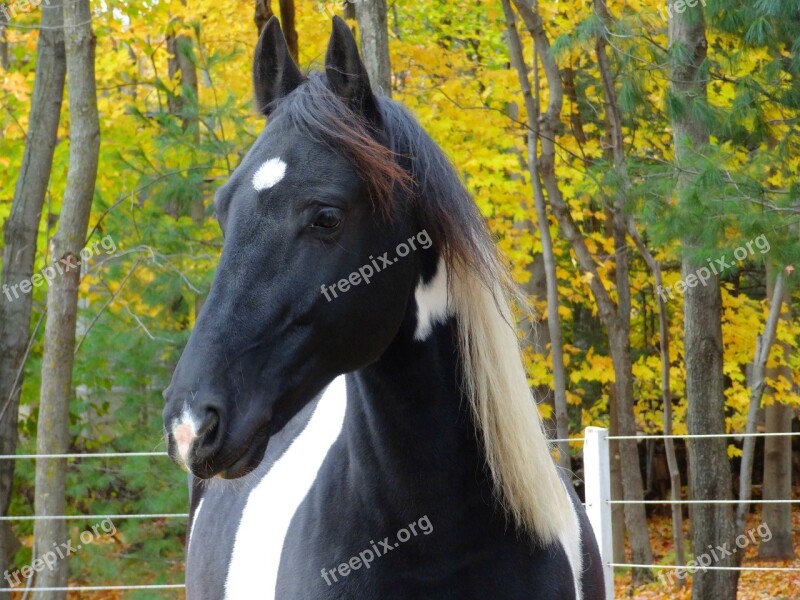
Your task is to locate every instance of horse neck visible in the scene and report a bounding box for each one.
[343,317,491,508]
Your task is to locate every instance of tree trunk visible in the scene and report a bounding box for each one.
[32,0,99,595]
[167,31,198,134]
[736,271,784,535]
[501,1,569,469]
[507,0,654,577]
[355,0,391,95]
[760,400,794,558]
[593,5,656,577]
[629,224,686,583]
[0,2,66,587]
[278,0,298,62]
[670,6,739,597]
[0,11,8,70]
[254,0,275,35]
[253,1,296,59]
[167,19,204,312]
[521,253,557,439]
[607,325,654,583]
[759,271,795,560]
[608,389,627,563]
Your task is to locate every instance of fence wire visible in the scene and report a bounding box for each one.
[0,430,797,593]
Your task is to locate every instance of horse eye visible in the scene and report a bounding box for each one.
[311,208,343,230]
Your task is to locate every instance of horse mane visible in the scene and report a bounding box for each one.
[276,75,573,544]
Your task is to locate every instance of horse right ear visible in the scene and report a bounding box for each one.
[253,17,303,116]
[325,15,381,125]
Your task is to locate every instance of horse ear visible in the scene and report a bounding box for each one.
[253,17,303,116]
[325,16,381,124]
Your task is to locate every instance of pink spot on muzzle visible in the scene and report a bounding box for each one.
[173,422,197,464]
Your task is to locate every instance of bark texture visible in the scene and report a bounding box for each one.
[355,0,392,95]
[0,1,66,585]
[669,5,739,598]
[759,271,795,560]
[32,0,99,595]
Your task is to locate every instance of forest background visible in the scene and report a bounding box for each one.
[0,0,798,598]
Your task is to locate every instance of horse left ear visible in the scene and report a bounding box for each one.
[253,17,304,116]
[325,16,381,125]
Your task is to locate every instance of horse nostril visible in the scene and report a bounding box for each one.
[193,408,224,461]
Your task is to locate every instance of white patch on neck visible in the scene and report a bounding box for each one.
[224,376,348,599]
[414,257,451,341]
[559,481,584,600]
[188,497,204,550]
[252,158,287,191]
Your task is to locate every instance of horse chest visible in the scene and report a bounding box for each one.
[186,378,347,600]
[185,375,584,600]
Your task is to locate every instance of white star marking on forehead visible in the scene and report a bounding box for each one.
[253,158,287,191]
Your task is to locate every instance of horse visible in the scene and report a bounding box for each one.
[162,16,605,600]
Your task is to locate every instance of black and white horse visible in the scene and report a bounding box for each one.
[162,17,604,600]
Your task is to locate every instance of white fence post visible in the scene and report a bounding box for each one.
[584,427,614,600]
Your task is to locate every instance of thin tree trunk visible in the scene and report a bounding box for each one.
[736,271,785,535]
[167,10,204,316]
[355,0,391,95]
[501,0,569,470]
[760,403,794,558]
[0,11,8,70]
[562,67,586,146]
[254,0,275,35]
[669,5,739,598]
[606,325,654,583]
[521,253,557,438]
[509,0,654,578]
[0,1,66,587]
[592,6,655,581]
[278,0,298,62]
[167,32,198,133]
[32,0,99,595]
[167,10,201,211]
[629,225,685,583]
[254,1,296,59]
[759,268,794,560]
[593,0,683,580]
[608,387,627,563]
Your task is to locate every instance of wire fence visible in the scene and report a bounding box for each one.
[0,451,186,594]
[581,428,800,599]
[0,430,798,595]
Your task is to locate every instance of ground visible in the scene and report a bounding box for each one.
[615,508,800,599]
